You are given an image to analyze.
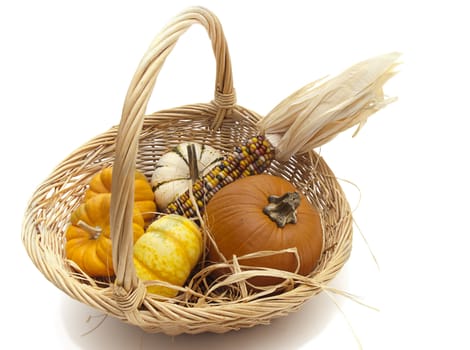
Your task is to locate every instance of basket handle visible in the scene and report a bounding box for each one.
[110,7,235,293]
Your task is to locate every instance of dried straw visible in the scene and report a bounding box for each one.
[258,52,400,161]
[22,6,397,335]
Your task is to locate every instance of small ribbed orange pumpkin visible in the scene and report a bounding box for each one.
[206,174,323,287]
[84,167,156,224]
[65,193,145,277]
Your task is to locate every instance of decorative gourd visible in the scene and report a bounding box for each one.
[65,193,145,277]
[84,167,156,224]
[206,174,323,287]
[133,214,203,297]
[151,143,222,210]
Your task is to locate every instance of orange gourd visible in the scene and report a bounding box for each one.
[84,167,156,224]
[65,193,145,277]
[206,174,323,286]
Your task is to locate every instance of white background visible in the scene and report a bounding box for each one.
[2,0,469,349]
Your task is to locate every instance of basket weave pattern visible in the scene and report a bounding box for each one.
[22,7,352,335]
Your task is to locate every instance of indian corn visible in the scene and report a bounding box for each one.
[164,135,274,217]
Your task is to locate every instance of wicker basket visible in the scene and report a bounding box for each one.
[22,7,397,335]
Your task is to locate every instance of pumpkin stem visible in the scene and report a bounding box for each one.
[263,192,301,228]
[187,144,200,182]
[77,220,102,240]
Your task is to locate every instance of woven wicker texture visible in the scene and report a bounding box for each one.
[22,6,397,335]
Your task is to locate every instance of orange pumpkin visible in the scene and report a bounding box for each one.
[84,167,156,224]
[206,174,323,287]
[65,193,145,277]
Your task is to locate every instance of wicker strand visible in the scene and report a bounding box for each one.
[211,89,237,129]
[113,282,147,325]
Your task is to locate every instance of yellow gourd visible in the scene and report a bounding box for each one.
[65,193,145,277]
[133,214,203,297]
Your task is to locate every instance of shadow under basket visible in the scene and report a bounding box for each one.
[21,7,353,335]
